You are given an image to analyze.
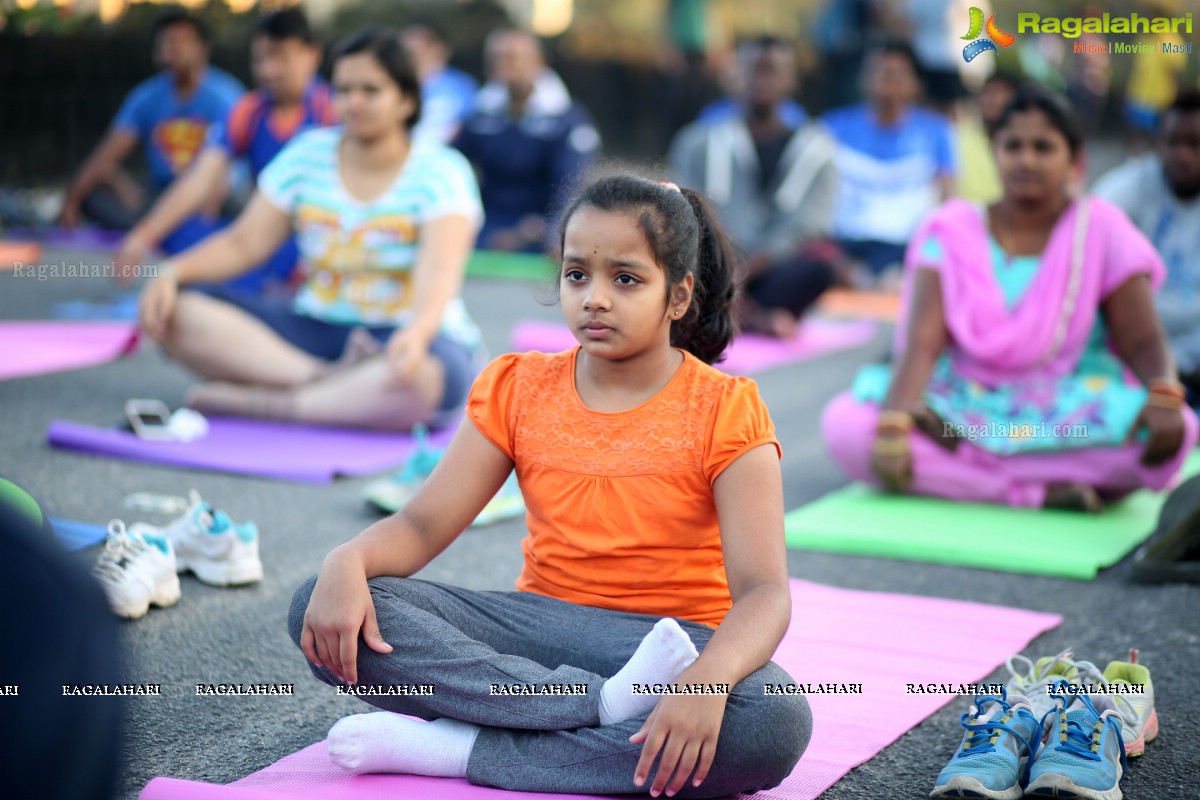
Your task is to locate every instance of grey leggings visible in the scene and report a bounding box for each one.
[288,576,811,797]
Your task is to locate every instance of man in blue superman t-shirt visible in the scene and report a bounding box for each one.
[113,8,336,294]
[59,9,243,256]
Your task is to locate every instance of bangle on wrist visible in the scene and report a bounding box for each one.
[1149,376,1185,393]
[872,436,911,457]
[1148,382,1185,405]
[1149,389,1185,404]
[1147,393,1183,411]
[875,410,914,434]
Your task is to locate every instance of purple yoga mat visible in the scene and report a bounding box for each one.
[138,579,1061,800]
[512,318,877,375]
[6,226,125,250]
[0,321,139,381]
[47,416,457,484]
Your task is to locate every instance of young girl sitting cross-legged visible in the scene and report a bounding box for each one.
[289,174,811,798]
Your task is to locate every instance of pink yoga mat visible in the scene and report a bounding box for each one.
[48,416,457,484]
[511,319,877,375]
[0,321,139,381]
[139,579,1060,800]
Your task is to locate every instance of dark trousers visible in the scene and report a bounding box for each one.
[289,576,812,798]
[745,257,837,318]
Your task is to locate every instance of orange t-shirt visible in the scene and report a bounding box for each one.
[467,348,781,627]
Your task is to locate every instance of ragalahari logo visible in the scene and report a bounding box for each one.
[961,7,1016,62]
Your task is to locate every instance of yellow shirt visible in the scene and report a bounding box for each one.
[1127,34,1187,110]
[954,114,1001,205]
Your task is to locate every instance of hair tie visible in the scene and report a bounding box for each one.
[658,181,682,194]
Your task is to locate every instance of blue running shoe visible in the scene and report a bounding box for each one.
[361,423,446,512]
[1025,678,1127,800]
[930,688,1042,800]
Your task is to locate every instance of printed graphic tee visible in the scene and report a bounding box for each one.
[113,67,245,191]
[258,127,483,347]
[822,103,956,245]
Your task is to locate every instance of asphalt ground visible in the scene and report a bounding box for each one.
[2,245,1198,800]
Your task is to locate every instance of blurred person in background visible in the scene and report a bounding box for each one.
[810,0,884,112]
[978,72,1020,135]
[58,8,244,255]
[670,36,838,338]
[137,29,485,432]
[692,36,806,128]
[401,19,478,146]
[1123,2,1188,148]
[822,39,956,285]
[114,8,334,296]
[890,0,969,115]
[823,87,1196,511]
[452,28,600,253]
[949,72,1020,205]
[1096,90,1200,404]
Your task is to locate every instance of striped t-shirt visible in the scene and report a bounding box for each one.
[258,127,483,349]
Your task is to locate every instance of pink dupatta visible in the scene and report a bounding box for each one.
[894,197,1166,387]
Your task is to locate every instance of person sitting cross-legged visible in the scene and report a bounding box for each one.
[821,86,1198,512]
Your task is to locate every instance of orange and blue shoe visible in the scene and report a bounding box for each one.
[1100,650,1158,758]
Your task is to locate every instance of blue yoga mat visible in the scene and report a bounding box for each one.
[50,517,109,551]
[52,292,141,321]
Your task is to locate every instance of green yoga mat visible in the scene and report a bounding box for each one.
[466,250,556,282]
[785,452,1200,579]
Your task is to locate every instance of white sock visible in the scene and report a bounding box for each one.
[327,712,480,776]
[598,618,699,725]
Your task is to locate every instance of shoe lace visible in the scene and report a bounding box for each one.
[956,687,1040,764]
[1065,660,1142,733]
[1005,647,1075,693]
[93,520,145,584]
[1040,679,1127,767]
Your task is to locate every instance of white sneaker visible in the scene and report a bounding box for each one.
[131,491,262,586]
[93,520,181,619]
[1003,648,1101,720]
[1100,652,1158,758]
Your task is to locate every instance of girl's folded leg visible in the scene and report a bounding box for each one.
[466,661,812,799]
[289,576,705,732]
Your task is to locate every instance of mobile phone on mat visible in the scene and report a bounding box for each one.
[125,399,174,441]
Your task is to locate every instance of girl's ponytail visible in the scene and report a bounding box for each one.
[674,189,737,365]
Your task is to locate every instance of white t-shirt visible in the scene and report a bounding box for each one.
[258,127,483,349]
